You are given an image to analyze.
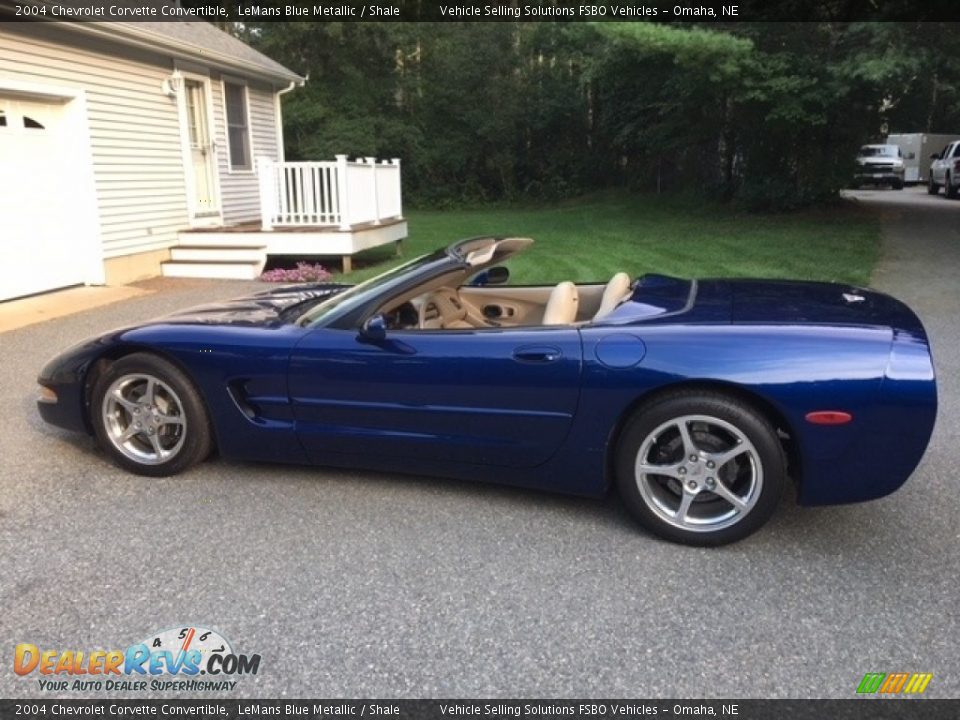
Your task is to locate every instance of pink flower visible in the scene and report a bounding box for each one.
[260,262,332,283]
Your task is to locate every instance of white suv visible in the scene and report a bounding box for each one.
[928,140,960,198]
[854,144,905,189]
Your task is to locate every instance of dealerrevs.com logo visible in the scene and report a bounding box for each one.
[14,626,261,692]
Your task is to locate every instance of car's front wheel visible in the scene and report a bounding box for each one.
[91,353,212,477]
[615,391,786,546]
[946,172,958,199]
[927,175,940,194]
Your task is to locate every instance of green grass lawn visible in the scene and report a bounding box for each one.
[338,192,880,286]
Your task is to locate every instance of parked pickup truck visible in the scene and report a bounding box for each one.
[854,144,905,189]
[927,139,960,197]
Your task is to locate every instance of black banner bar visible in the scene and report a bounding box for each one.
[0,700,958,720]
[4,0,960,23]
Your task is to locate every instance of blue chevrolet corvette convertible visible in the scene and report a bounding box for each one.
[37,237,937,545]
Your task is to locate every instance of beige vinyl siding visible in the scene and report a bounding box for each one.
[0,25,190,260]
[212,77,279,225]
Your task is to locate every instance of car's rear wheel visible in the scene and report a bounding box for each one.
[615,392,786,546]
[91,353,212,477]
[892,179,904,190]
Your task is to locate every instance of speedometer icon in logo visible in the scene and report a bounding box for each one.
[140,626,232,672]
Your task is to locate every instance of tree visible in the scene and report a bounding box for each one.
[238,20,960,209]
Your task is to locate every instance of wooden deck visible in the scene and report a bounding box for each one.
[186,217,406,235]
[170,217,408,276]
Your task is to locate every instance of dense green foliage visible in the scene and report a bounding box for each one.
[242,21,960,210]
[333,192,879,285]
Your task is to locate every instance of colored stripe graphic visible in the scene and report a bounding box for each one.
[857,673,886,694]
[879,672,909,693]
[857,672,932,694]
[904,673,933,694]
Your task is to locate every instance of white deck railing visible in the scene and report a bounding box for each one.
[257,155,402,231]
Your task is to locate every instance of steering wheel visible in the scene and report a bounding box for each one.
[419,287,469,329]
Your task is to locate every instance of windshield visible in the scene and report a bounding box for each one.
[858,145,899,158]
[297,252,443,326]
[294,237,533,328]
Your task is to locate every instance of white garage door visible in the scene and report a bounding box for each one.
[0,96,87,301]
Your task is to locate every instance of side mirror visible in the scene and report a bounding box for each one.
[930,153,940,160]
[486,266,510,285]
[470,266,510,286]
[359,314,387,342]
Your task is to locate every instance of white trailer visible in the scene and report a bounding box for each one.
[886,133,960,183]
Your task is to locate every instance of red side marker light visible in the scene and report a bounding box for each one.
[805,411,853,425]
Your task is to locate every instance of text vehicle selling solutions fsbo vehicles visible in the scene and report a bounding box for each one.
[36,237,936,545]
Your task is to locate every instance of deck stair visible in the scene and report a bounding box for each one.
[162,234,267,280]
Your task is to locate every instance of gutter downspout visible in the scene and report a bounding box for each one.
[275,76,306,163]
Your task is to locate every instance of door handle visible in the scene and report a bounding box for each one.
[513,345,562,363]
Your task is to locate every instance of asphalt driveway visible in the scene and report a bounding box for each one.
[1,188,958,699]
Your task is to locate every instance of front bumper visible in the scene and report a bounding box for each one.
[36,342,106,435]
[36,379,90,434]
[855,167,905,184]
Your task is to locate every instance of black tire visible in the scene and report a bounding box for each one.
[892,179,904,190]
[947,173,958,199]
[614,391,786,546]
[927,175,939,195]
[91,353,213,477]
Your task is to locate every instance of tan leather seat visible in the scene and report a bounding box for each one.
[542,281,579,325]
[593,272,632,321]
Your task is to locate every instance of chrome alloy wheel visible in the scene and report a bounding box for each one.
[634,414,762,532]
[101,373,187,465]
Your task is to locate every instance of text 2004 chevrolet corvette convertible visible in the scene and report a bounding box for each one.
[37,237,936,545]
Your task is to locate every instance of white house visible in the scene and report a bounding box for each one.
[0,19,406,302]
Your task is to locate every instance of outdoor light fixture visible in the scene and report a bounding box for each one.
[161,70,183,98]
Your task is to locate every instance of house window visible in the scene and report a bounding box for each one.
[0,111,6,127]
[24,116,44,129]
[185,85,202,147]
[224,82,251,170]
